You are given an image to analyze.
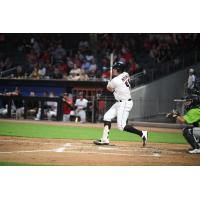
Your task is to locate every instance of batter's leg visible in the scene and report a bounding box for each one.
[123,125,148,147]
[94,103,117,145]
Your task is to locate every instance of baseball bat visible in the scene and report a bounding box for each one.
[110,52,114,80]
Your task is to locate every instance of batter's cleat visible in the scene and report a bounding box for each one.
[142,131,148,147]
[188,148,200,154]
[93,139,109,145]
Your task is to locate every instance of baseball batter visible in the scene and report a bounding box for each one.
[94,61,148,146]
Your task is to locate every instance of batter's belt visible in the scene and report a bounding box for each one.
[117,99,132,102]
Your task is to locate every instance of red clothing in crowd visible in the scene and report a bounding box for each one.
[122,52,133,62]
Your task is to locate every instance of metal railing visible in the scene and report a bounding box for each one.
[132,50,200,87]
[0,67,17,78]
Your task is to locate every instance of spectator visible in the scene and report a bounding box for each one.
[46,91,58,120]
[29,65,39,79]
[187,68,196,95]
[35,91,49,120]
[38,64,46,79]
[74,92,88,123]
[15,65,24,78]
[81,59,92,73]
[27,91,39,118]
[53,44,66,63]
[31,38,41,56]
[52,67,63,79]
[68,64,81,81]
[121,47,133,63]
[79,69,89,81]
[0,91,9,117]
[73,53,82,68]
[45,62,54,78]
[128,59,139,75]
[12,87,24,119]
[85,50,94,62]
[101,67,110,80]
[86,60,97,78]
[57,61,68,74]
[62,93,74,122]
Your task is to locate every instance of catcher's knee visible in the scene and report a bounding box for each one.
[182,128,188,137]
[183,127,192,137]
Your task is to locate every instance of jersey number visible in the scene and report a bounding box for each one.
[125,79,130,88]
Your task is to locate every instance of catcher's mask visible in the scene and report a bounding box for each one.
[183,95,200,111]
[112,61,127,73]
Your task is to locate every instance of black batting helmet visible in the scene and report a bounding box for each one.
[112,61,127,73]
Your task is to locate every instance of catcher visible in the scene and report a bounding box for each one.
[166,95,200,154]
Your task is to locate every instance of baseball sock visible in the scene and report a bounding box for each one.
[102,121,111,140]
[123,125,143,137]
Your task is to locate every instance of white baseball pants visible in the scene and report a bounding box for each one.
[104,100,133,131]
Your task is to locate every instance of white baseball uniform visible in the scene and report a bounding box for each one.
[95,66,147,146]
[75,98,88,123]
[104,72,133,131]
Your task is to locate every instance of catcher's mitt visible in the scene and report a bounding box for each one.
[166,109,180,119]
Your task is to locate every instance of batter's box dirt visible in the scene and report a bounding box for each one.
[0,136,200,166]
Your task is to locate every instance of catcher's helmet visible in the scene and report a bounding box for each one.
[112,61,127,73]
[183,95,200,111]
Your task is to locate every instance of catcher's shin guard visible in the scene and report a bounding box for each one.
[183,127,200,149]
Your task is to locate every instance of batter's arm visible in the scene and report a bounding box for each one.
[106,81,114,92]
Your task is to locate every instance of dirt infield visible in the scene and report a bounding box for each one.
[0,119,200,166]
[0,135,200,166]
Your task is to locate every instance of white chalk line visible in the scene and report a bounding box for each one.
[0,149,52,154]
[0,149,160,157]
[0,139,58,145]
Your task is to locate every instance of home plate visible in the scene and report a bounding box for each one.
[152,153,161,157]
[63,143,72,147]
[98,146,117,150]
[53,143,71,152]
[53,147,65,152]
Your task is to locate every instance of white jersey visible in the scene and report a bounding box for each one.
[188,74,196,89]
[108,72,131,101]
[75,98,88,109]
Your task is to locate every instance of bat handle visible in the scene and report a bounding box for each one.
[110,67,113,80]
[110,52,114,80]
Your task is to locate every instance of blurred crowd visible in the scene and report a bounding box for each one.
[1,33,200,81]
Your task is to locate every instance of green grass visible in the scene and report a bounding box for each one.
[0,121,186,144]
[0,161,50,166]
